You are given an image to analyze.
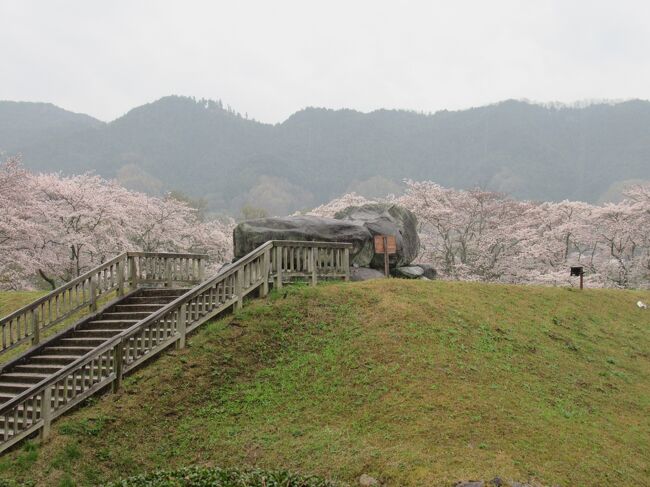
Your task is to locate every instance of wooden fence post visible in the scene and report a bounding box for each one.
[235,268,243,310]
[31,307,40,346]
[89,275,97,312]
[39,386,52,441]
[261,249,270,297]
[275,246,283,289]
[112,341,124,393]
[117,258,125,297]
[176,304,187,349]
[311,246,318,286]
[198,258,205,282]
[343,248,350,281]
[165,259,173,288]
[129,256,138,290]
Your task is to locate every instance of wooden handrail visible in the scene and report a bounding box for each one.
[0,252,208,358]
[0,252,127,323]
[0,252,129,356]
[126,251,208,259]
[271,240,353,248]
[0,241,350,452]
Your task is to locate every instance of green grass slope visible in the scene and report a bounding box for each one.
[0,281,648,486]
[0,291,45,318]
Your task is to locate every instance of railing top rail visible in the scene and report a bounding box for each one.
[0,251,210,325]
[0,252,128,324]
[0,240,350,414]
[126,251,208,259]
[271,240,353,248]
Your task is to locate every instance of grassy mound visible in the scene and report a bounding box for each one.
[0,280,648,486]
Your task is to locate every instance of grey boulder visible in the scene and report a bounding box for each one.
[414,263,437,279]
[233,215,375,267]
[232,203,420,272]
[350,267,386,282]
[394,265,425,279]
[334,203,420,268]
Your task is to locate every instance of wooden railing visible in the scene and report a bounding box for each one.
[0,252,206,358]
[0,240,351,454]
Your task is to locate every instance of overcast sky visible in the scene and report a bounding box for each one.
[1,0,649,123]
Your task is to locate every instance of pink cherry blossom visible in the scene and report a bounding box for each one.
[0,157,233,289]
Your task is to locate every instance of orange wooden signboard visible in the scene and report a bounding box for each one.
[374,235,397,254]
[374,235,397,277]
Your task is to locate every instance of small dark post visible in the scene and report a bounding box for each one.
[570,266,584,290]
[580,272,584,290]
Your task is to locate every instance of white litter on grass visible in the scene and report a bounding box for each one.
[637,301,647,309]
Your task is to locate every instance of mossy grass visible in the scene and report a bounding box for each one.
[0,280,648,486]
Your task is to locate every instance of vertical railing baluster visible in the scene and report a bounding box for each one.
[40,387,52,441]
[112,341,123,393]
[311,246,318,286]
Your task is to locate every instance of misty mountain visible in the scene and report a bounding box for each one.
[0,101,102,153]
[1,96,649,215]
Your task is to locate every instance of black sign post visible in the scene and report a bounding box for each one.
[570,266,584,290]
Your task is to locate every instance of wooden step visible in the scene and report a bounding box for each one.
[71,329,122,338]
[113,304,165,313]
[42,346,95,355]
[100,312,151,321]
[138,288,189,297]
[123,296,174,304]
[0,392,16,404]
[0,382,32,394]
[59,337,107,347]
[30,355,79,365]
[0,373,49,384]
[82,320,139,330]
[13,364,63,375]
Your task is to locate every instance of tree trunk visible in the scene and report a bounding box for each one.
[38,269,56,290]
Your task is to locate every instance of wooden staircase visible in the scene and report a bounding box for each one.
[0,288,187,408]
[0,241,351,454]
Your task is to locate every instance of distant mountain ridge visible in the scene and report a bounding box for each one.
[1,96,649,215]
[0,101,102,153]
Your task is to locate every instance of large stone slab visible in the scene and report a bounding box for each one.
[233,215,375,267]
[233,203,420,271]
[334,203,420,268]
[350,267,386,282]
[394,265,424,279]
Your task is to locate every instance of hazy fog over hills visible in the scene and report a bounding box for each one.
[1,96,649,215]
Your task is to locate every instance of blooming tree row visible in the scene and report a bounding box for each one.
[308,181,650,288]
[0,158,233,290]
[2,156,648,290]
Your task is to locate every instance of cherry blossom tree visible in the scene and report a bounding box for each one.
[311,181,650,288]
[0,159,234,290]
[2,155,648,290]
[304,192,374,218]
[0,157,47,289]
[395,181,535,281]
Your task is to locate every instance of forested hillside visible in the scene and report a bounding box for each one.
[2,97,649,214]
